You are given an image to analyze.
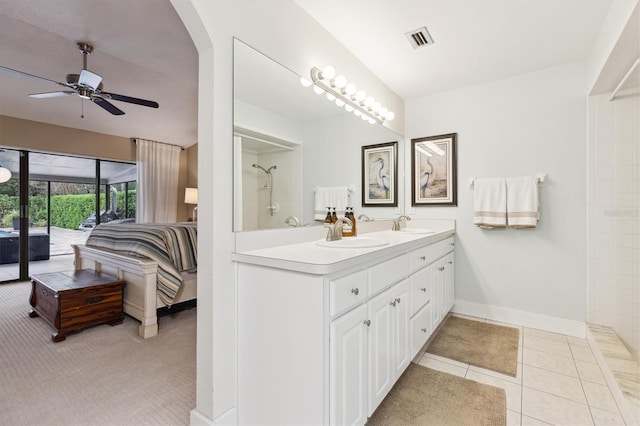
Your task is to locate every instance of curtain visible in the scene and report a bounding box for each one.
[136,138,181,223]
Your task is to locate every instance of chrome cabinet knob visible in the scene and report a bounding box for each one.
[396,297,401,304]
[421,328,427,333]
[390,300,396,307]
[351,288,359,296]
[364,319,371,327]
[420,287,427,292]
[448,261,453,264]
[420,256,426,260]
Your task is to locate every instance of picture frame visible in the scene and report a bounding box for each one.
[411,133,457,206]
[362,141,398,207]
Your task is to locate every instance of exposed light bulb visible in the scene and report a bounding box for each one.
[379,107,388,117]
[344,104,354,112]
[385,111,395,121]
[372,102,381,112]
[344,83,357,96]
[320,65,335,80]
[364,97,374,108]
[368,118,376,124]
[354,110,362,117]
[333,75,347,88]
[354,90,366,102]
[361,114,369,121]
[300,77,312,87]
[326,93,336,101]
[335,98,345,107]
[313,85,324,95]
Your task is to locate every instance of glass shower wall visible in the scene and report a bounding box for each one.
[587,88,640,362]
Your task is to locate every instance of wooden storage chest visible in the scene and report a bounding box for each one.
[29,269,126,342]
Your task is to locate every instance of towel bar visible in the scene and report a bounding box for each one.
[468,173,546,189]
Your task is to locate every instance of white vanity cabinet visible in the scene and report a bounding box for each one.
[234,228,455,425]
[366,279,410,415]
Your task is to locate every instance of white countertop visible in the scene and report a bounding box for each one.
[232,223,455,275]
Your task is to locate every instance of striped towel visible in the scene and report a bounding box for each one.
[473,178,507,229]
[507,176,539,228]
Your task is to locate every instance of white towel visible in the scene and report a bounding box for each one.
[506,176,539,228]
[473,178,507,229]
[314,186,349,220]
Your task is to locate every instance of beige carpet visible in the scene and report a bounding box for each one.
[0,281,195,426]
[368,363,506,425]
[427,315,519,376]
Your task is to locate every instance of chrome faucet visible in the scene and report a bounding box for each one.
[284,216,301,227]
[392,215,411,231]
[357,214,372,222]
[326,217,353,241]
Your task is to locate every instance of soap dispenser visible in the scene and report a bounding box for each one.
[324,207,332,227]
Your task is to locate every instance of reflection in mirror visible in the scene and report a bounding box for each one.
[233,38,403,231]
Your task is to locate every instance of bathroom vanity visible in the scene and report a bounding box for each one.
[233,220,455,425]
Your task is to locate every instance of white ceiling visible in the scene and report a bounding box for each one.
[296,0,617,99]
[0,0,636,151]
[0,0,198,148]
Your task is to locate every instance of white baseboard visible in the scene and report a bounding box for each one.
[190,408,214,426]
[453,299,586,338]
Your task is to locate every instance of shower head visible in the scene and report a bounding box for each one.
[252,164,276,174]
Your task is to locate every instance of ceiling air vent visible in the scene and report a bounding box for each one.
[405,26,434,49]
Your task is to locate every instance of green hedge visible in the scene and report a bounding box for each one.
[0,191,136,230]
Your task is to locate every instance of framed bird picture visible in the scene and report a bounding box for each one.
[362,141,398,207]
[411,133,457,206]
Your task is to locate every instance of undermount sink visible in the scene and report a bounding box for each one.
[316,237,389,249]
[398,228,436,234]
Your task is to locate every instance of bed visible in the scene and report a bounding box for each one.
[73,222,197,338]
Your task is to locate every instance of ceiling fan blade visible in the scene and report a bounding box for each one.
[79,69,103,90]
[92,97,125,115]
[102,92,159,108]
[0,65,68,89]
[29,91,76,99]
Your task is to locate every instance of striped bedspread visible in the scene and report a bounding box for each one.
[86,222,197,305]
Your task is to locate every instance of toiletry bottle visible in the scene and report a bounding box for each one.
[350,207,357,236]
[343,207,353,237]
[331,207,337,223]
[324,207,332,227]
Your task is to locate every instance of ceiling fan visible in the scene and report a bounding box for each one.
[0,42,159,116]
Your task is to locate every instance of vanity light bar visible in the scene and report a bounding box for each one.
[308,66,395,125]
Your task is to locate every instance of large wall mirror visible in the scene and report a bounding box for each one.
[233,38,404,231]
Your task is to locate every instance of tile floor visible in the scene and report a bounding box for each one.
[418,315,629,425]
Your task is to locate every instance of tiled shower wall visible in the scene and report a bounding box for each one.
[587,89,640,361]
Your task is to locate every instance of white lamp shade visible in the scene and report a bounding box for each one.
[0,167,11,183]
[184,187,198,204]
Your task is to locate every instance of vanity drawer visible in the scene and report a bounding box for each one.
[430,236,455,262]
[410,245,431,273]
[329,270,368,316]
[410,266,431,317]
[368,254,410,295]
[410,302,432,359]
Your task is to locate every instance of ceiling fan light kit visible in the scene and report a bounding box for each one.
[0,42,159,116]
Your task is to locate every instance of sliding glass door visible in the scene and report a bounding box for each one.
[0,148,137,283]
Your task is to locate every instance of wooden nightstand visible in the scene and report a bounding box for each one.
[29,270,126,342]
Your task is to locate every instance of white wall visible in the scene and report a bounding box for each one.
[587,89,640,359]
[405,62,588,324]
[170,1,404,423]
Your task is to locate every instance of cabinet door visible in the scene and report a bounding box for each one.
[443,253,455,313]
[391,279,411,379]
[330,304,368,426]
[431,260,444,329]
[367,287,394,416]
